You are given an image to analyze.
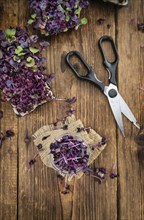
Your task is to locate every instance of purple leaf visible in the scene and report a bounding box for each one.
[29,159,36,166]
[97,18,105,25]
[37,143,43,150]
[91,137,108,150]
[61,190,69,195]
[62,125,68,130]
[137,23,144,32]
[30,35,38,42]
[77,127,91,133]
[109,172,119,179]
[109,163,118,179]
[65,97,77,103]
[5,130,15,138]
[39,41,50,48]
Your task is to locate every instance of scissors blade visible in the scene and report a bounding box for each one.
[104,84,125,136]
[119,94,140,129]
[107,94,125,136]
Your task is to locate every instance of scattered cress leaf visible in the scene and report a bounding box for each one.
[28,19,34,25]
[81,17,87,25]
[31,13,36,19]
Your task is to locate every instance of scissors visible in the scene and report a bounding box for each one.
[65,35,140,137]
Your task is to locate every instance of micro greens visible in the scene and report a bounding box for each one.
[29,0,89,36]
[50,134,89,174]
[0,27,55,116]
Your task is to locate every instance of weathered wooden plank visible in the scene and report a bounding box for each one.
[17,1,63,220]
[18,0,118,220]
[117,0,144,219]
[65,2,118,220]
[0,1,18,220]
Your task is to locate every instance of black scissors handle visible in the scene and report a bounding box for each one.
[65,51,105,92]
[98,35,119,86]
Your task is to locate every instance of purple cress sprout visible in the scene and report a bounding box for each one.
[0,27,55,116]
[29,0,90,36]
[50,134,89,174]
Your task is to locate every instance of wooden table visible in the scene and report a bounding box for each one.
[0,0,144,219]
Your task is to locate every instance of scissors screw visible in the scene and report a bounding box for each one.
[108,89,117,98]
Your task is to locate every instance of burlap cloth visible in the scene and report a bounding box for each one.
[33,115,106,181]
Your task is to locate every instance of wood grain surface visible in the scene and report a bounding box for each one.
[0,0,144,220]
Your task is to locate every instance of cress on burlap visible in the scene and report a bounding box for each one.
[33,115,107,181]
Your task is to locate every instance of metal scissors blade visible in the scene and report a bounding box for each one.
[105,83,140,136]
[104,84,125,136]
[119,95,140,129]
